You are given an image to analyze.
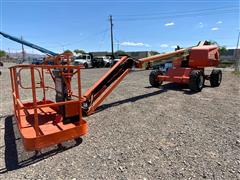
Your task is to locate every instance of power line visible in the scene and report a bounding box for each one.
[63,28,109,47]
[116,10,238,21]
[114,6,238,17]
[45,28,109,49]
[99,27,109,48]
[115,7,239,21]
[4,0,238,3]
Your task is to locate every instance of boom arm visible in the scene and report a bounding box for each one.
[82,50,188,115]
[0,31,58,56]
[82,49,189,115]
[82,41,210,115]
[83,56,134,115]
[136,41,211,68]
[136,48,189,68]
[137,49,188,67]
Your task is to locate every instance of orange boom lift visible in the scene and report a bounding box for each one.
[138,41,221,92]
[1,32,221,151]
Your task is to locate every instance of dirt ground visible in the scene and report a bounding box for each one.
[0,63,239,179]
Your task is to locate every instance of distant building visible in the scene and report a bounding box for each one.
[89,51,111,57]
[126,51,159,59]
[89,51,159,59]
[220,49,240,62]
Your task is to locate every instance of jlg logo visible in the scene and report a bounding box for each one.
[209,50,218,66]
[209,51,216,60]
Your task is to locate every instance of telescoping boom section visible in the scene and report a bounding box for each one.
[0,31,74,65]
[82,56,134,115]
[136,48,190,68]
[0,31,58,56]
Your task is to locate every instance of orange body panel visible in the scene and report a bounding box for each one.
[189,45,219,68]
[65,102,80,118]
[158,68,192,84]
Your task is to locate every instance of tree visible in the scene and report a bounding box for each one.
[219,46,227,55]
[0,50,6,58]
[208,40,227,55]
[74,49,86,54]
[64,50,72,54]
[208,40,218,45]
[115,50,126,56]
[150,51,159,56]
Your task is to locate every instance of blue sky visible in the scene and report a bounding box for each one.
[0,0,239,54]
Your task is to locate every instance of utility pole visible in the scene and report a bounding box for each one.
[235,31,240,72]
[110,15,114,59]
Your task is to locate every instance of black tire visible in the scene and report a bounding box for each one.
[189,70,205,92]
[84,63,88,69]
[210,69,222,87]
[149,70,163,87]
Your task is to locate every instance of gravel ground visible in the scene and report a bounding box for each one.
[0,63,240,179]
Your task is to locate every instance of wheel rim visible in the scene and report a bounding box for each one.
[218,73,222,84]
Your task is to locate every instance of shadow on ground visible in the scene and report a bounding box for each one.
[95,88,166,113]
[96,83,198,113]
[0,116,83,173]
[148,82,197,95]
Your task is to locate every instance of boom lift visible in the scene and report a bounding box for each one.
[1,31,221,151]
[138,41,222,92]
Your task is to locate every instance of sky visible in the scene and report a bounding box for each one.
[0,0,239,55]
